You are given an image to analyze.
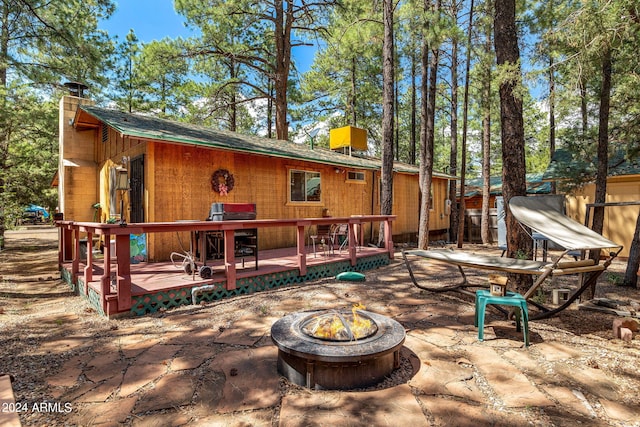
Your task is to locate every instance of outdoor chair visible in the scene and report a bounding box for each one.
[331,223,349,253]
[310,224,334,257]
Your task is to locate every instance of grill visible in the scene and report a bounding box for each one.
[207,203,256,221]
[199,203,258,269]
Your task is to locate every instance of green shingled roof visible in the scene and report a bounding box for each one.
[542,148,640,181]
[79,105,456,179]
[464,173,551,197]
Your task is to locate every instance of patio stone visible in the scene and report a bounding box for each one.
[278,384,425,427]
[134,372,196,413]
[542,386,597,418]
[192,369,225,415]
[466,346,554,408]
[599,398,640,423]
[426,311,472,329]
[501,348,544,375]
[76,375,123,403]
[185,326,222,342]
[209,345,280,413]
[190,409,273,427]
[131,412,192,427]
[176,342,217,358]
[73,396,137,426]
[214,316,276,346]
[170,355,205,371]
[117,335,162,358]
[409,358,483,402]
[405,331,455,360]
[419,325,463,347]
[158,330,195,344]
[534,341,583,361]
[135,344,182,364]
[554,363,620,401]
[84,353,128,383]
[55,381,99,401]
[418,395,530,426]
[118,363,168,397]
[47,356,84,387]
[394,308,434,325]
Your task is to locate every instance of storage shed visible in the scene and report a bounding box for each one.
[543,148,640,258]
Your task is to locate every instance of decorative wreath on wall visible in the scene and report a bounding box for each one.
[211,168,235,196]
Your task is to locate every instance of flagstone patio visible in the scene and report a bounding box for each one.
[2,228,640,426]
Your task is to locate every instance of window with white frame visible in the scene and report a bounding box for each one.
[290,169,321,202]
[346,171,366,182]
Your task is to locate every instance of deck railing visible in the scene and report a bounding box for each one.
[57,215,395,314]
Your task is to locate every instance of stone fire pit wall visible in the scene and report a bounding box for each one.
[271,310,406,390]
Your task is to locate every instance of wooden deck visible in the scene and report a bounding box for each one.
[63,245,390,317]
[58,216,395,317]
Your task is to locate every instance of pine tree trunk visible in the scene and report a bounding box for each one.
[379,0,395,246]
[274,0,291,140]
[585,47,612,299]
[480,17,492,244]
[448,3,459,245]
[419,0,440,249]
[410,50,417,166]
[623,210,640,288]
[494,0,531,293]
[418,10,429,249]
[548,56,556,194]
[456,0,474,248]
[350,57,357,126]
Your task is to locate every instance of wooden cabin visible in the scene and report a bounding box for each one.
[58,95,456,261]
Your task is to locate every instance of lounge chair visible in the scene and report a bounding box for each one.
[403,195,623,320]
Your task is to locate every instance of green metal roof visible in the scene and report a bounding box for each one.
[464,173,551,197]
[542,147,640,181]
[79,105,456,179]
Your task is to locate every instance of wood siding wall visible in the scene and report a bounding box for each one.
[565,176,640,258]
[80,117,451,261]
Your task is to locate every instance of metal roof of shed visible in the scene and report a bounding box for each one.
[542,148,640,181]
[464,173,551,197]
[75,105,456,179]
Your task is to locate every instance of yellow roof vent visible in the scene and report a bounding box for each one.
[329,126,367,154]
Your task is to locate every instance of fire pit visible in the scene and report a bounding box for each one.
[271,307,406,390]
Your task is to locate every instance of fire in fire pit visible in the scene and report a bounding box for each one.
[271,306,406,390]
[301,304,377,341]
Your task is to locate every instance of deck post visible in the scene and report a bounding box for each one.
[296,223,307,275]
[84,230,93,290]
[60,224,73,264]
[101,231,111,314]
[224,229,236,290]
[72,227,80,281]
[348,220,357,266]
[115,233,132,311]
[385,219,394,259]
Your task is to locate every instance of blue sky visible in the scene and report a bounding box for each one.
[99,1,316,72]
[100,1,193,43]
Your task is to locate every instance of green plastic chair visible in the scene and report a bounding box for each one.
[475,289,530,347]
